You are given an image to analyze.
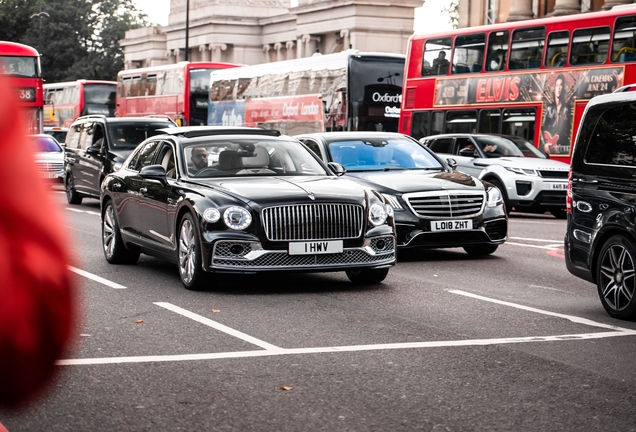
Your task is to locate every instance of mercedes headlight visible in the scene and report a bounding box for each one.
[487,186,503,207]
[223,206,252,230]
[382,193,404,211]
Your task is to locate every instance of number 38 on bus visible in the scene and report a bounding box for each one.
[400,5,636,162]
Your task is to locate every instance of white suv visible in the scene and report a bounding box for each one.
[421,134,570,218]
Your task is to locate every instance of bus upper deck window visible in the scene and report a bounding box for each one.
[422,37,452,76]
[570,27,610,65]
[612,16,636,63]
[452,33,485,74]
[486,30,509,72]
[545,31,570,68]
[509,27,545,70]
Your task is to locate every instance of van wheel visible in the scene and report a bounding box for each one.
[550,208,567,219]
[488,179,510,214]
[346,268,389,284]
[463,244,498,256]
[596,235,636,320]
[178,213,208,290]
[66,174,82,205]
[102,202,139,264]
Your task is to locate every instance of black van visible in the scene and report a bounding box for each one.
[64,115,175,204]
[565,88,636,320]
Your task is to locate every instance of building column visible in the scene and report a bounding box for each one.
[340,29,350,50]
[173,49,184,62]
[210,44,227,62]
[507,0,533,21]
[199,45,211,62]
[286,41,295,60]
[301,34,321,57]
[551,0,581,16]
[263,44,272,62]
[274,42,284,62]
[603,0,634,10]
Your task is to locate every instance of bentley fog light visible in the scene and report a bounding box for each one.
[487,186,503,208]
[203,208,221,223]
[369,203,388,226]
[223,206,252,230]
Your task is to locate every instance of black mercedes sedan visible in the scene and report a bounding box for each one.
[100,127,396,290]
[294,132,508,255]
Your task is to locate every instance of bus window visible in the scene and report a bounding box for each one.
[502,108,535,141]
[545,31,569,68]
[422,37,452,76]
[445,110,477,133]
[478,109,500,133]
[571,27,610,65]
[509,27,545,70]
[431,111,444,135]
[452,33,485,74]
[410,111,430,140]
[612,15,636,62]
[486,30,509,72]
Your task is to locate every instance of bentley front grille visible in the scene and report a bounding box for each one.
[404,191,485,218]
[262,203,364,241]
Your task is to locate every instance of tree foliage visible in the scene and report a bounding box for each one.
[0,0,147,81]
[443,0,459,30]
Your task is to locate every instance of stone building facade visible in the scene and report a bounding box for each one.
[120,0,422,69]
[459,0,635,27]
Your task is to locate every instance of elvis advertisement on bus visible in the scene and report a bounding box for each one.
[433,67,624,156]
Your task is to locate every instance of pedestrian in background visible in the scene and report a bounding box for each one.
[0,76,76,414]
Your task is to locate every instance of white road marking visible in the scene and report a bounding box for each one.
[505,241,562,250]
[66,207,100,216]
[68,266,127,289]
[449,290,630,331]
[530,284,574,294]
[154,302,282,351]
[56,330,636,366]
[509,237,563,243]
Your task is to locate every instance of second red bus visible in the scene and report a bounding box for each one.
[44,80,117,128]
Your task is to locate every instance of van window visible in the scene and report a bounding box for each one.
[585,103,636,166]
[66,123,82,149]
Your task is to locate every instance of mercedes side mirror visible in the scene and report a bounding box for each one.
[327,162,346,176]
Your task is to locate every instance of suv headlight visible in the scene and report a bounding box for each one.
[505,166,538,176]
[223,206,252,230]
[487,186,503,207]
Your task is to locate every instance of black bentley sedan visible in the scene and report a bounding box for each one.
[100,127,396,290]
[294,132,508,255]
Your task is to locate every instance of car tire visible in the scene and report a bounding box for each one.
[178,213,208,291]
[463,244,498,256]
[488,179,510,214]
[345,268,389,284]
[66,174,82,205]
[596,235,636,320]
[550,208,567,219]
[102,202,140,264]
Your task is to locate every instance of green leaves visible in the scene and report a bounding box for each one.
[0,0,148,81]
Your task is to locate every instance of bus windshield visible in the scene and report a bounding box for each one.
[0,56,38,77]
[84,84,116,105]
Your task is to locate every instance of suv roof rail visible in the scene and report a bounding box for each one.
[144,114,178,125]
[613,84,636,93]
[158,126,281,139]
[75,114,109,121]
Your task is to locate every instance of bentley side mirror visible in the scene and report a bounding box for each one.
[140,164,168,186]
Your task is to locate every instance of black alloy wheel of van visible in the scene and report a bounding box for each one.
[66,174,82,205]
[596,235,636,320]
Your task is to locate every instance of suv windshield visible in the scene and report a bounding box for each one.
[474,136,525,158]
[327,136,443,171]
[506,136,547,158]
[107,122,172,150]
[183,137,328,178]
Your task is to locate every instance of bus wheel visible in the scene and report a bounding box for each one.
[66,174,82,205]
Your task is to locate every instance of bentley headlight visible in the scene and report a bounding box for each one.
[223,206,252,230]
[369,203,388,226]
[203,208,221,223]
[487,186,503,207]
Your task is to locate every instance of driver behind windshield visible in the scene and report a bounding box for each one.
[190,147,209,174]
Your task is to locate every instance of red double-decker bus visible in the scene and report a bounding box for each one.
[0,41,44,133]
[116,61,242,126]
[44,80,117,127]
[400,5,636,162]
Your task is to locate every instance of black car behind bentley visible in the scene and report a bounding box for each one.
[295,132,508,255]
[100,127,396,289]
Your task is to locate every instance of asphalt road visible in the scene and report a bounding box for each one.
[2,188,636,432]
